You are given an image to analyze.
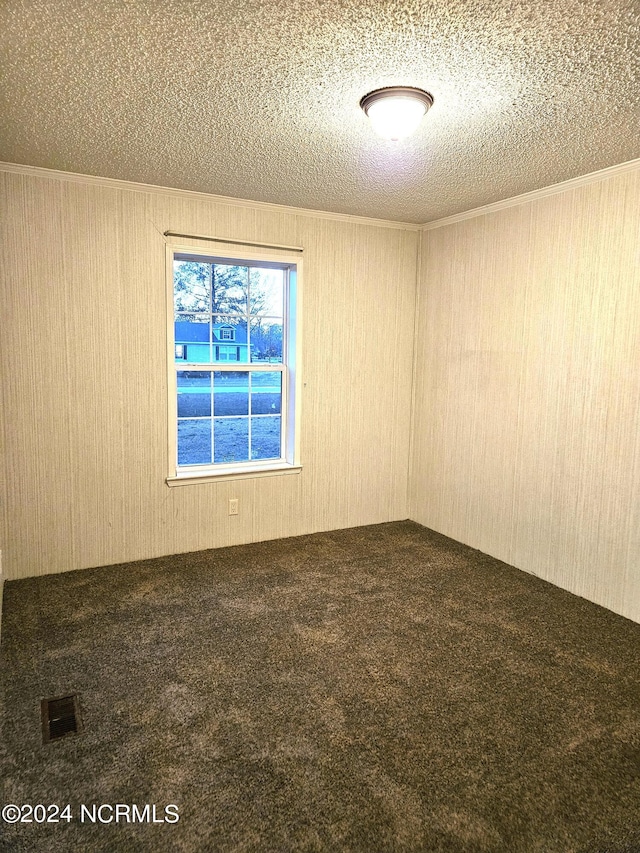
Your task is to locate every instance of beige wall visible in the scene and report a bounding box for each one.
[410,168,640,623]
[0,169,418,580]
[3,163,639,626]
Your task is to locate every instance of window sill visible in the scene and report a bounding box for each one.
[166,463,302,487]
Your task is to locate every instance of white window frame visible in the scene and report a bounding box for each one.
[166,242,302,485]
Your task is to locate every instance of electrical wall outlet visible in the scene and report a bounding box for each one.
[228,498,239,516]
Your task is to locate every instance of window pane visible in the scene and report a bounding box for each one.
[177,371,211,418]
[174,315,210,363]
[250,318,283,363]
[251,416,281,460]
[174,261,210,313]
[251,372,281,414]
[178,419,212,465]
[249,267,283,317]
[213,417,249,463]
[213,371,248,416]
[211,318,249,363]
[212,265,248,315]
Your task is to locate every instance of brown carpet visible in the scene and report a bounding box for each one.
[1,521,639,852]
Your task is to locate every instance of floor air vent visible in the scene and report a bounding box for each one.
[41,695,82,743]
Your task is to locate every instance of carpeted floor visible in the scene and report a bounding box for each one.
[1,520,639,853]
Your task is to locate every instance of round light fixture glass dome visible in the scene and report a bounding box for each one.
[360,86,434,141]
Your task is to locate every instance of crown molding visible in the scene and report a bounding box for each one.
[5,158,637,234]
[421,158,640,231]
[0,161,420,232]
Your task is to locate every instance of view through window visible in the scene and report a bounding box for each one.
[168,248,300,480]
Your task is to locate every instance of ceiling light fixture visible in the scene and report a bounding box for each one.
[360,86,434,141]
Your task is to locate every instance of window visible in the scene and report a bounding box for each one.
[166,244,301,484]
[216,345,238,361]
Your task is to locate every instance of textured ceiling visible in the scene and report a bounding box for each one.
[1,0,638,223]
